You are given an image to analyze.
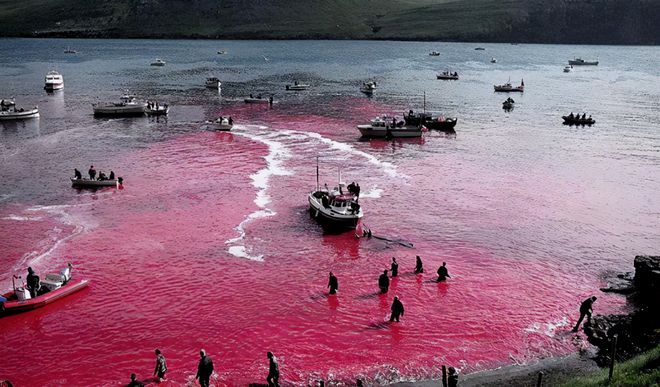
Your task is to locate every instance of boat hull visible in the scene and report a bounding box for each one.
[71,178,120,187]
[568,60,598,66]
[286,85,309,91]
[146,107,169,116]
[0,109,40,120]
[244,99,271,104]
[562,116,595,125]
[308,195,361,230]
[45,82,64,91]
[423,118,457,131]
[494,87,524,92]
[93,105,146,117]
[437,75,458,80]
[357,125,422,138]
[1,279,88,315]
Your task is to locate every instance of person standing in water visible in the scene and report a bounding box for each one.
[437,262,451,282]
[195,349,214,387]
[572,296,597,332]
[414,255,424,274]
[327,272,338,295]
[267,351,280,387]
[378,270,390,293]
[153,349,167,382]
[391,258,399,277]
[390,296,404,322]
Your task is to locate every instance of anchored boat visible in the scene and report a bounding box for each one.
[0,99,39,120]
[44,70,64,91]
[357,116,423,138]
[494,78,524,92]
[568,58,598,66]
[93,93,147,117]
[308,162,363,231]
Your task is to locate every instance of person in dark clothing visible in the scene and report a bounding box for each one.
[109,171,115,180]
[414,255,424,274]
[347,182,356,195]
[327,272,338,295]
[228,116,233,125]
[26,267,40,298]
[267,351,280,387]
[127,373,144,387]
[572,296,597,332]
[98,171,107,181]
[356,380,364,387]
[391,257,398,277]
[195,349,214,387]
[74,168,82,180]
[390,296,404,322]
[448,366,459,387]
[437,262,451,282]
[153,349,167,381]
[355,183,360,197]
[378,270,390,293]
[88,165,96,180]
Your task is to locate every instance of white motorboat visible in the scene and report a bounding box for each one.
[308,165,363,231]
[0,99,39,120]
[360,81,377,95]
[244,95,273,105]
[151,59,166,66]
[568,57,598,66]
[563,65,573,73]
[71,177,122,188]
[205,77,222,89]
[357,116,423,138]
[92,93,147,117]
[490,57,498,63]
[204,117,233,131]
[286,81,310,91]
[494,78,524,92]
[437,71,459,80]
[44,70,64,91]
[64,47,77,54]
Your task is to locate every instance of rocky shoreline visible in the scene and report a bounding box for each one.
[400,255,659,387]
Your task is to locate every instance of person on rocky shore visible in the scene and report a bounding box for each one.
[572,296,597,332]
[448,366,459,387]
[378,270,390,293]
[327,271,338,295]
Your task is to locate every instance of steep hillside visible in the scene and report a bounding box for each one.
[0,0,657,44]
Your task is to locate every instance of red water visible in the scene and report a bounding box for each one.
[0,97,645,385]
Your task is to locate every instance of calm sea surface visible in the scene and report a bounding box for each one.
[1,38,659,385]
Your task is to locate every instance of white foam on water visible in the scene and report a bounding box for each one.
[524,316,569,337]
[223,126,293,260]
[2,214,42,221]
[361,187,383,199]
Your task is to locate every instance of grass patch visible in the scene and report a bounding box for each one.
[560,345,660,387]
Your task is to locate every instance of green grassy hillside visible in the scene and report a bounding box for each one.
[0,0,658,44]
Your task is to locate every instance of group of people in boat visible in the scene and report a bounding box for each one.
[216,116,233,125]
[146,101,167,110]
[73,166,116,181]
[567,112,592,121]
[440,71,459,76]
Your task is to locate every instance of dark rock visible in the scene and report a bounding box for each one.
[634,255,660,306]
[600,276,635,294]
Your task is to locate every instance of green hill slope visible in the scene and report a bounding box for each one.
[0,0,658,44]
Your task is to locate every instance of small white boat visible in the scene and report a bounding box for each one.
[204,117,233,131]
[151,59,166,66]
[437,71,459,80]
[563,65,573,73]
[357,116,423,138]
[244,95,273,105]
[64,47,77,54]
[217,50,228,54]
[93,93,147,117]
[286,81,310,91]
[490,57,497,63]
[205,77,222,89]
[0,99,39,120]
[360,81,377,95]
[44,70,64,91]
[145,102,169,116]
[71,177,122,188]
[308,165,363,231]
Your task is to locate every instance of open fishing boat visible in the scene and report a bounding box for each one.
[0,99,39,120]
[1,264,88,315]
[204,117,233,131]
[151,59,166,66]
[562,114,595,125]
[205,77,221,89]
[568,58,598,66]
[429,51,440,56]
[360,81,377,95]
[244,95,273,104]
[357,116,423,138]
[308,162,363,231]
[71,177,122,188]
[286,81,310,91]
[437,71,459,80]
[146,103,169,116]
